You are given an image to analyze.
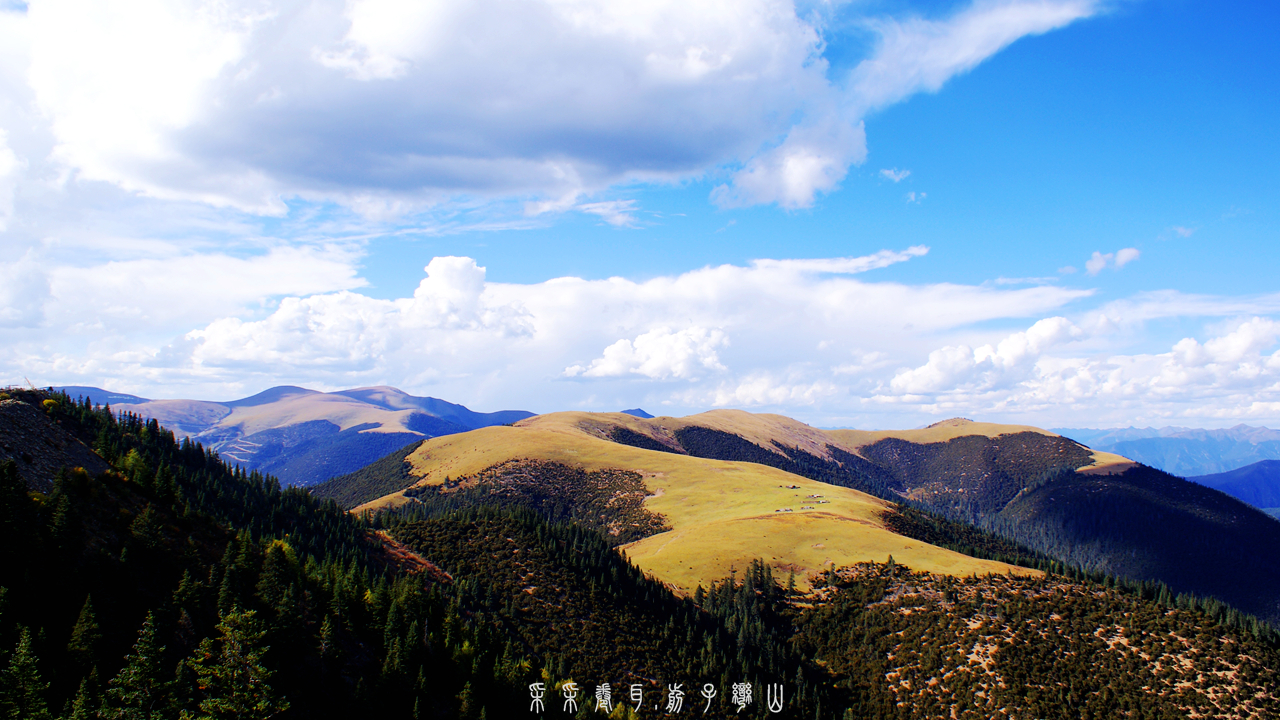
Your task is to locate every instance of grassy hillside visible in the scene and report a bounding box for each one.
[327,408,1280,625]
[588,411,1280,625]
[346,422,1035,591]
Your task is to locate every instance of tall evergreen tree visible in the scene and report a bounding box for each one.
[186,610,288,720]
[103,611,171,720]
[62,678,97,720]
[66,595,102,673]
[0,627,53,720]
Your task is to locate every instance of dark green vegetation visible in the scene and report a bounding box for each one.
[0,390,544,719]
[878,505,1047,568]
[387,511,827,717]
[856,432,1095,514]
[798,563,1280,720]
[310,439,425,509]
[1189,459,1280,509]
[669,426,900,499]
[398,459,670,545]
[985,464,1280,625]
[607,426,681,455]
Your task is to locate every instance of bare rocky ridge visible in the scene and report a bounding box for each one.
[0,396,108,492]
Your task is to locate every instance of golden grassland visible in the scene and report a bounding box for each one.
[356,412,1042,592]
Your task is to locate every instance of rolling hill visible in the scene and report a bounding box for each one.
[54,385,533,486]
[323,412,1035,593]
[321,409,1280,624]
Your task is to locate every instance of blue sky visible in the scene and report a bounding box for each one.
[1,0,1279,429]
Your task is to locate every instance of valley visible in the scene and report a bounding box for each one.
[2,387,1279,719]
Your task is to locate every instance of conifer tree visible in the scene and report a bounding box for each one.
[0,627,53,720]
[186,609,288,720]
[66,595,102,672]
[62,678,96,720]
[103,611,170,720]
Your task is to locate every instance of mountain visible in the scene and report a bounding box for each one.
[1055,424,1280,476]
[55,385,533,487]
[620,407,654,418]
[4,388,1278,719]
[323,410,1280,624]
[317,410,1037,594]
[1189,459,1280,513]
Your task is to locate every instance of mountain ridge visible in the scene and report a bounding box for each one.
[54,384,533,486]
[326,409,1280,624]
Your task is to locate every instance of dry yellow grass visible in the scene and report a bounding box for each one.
[356,412,1039,592]
[824,417,1061,449]
[1077,450,1138,475]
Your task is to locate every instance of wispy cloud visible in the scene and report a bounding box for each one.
[577,200,640,227]
[880,168,910,182]
[906,191,927,204]
[1086,248,1140,275]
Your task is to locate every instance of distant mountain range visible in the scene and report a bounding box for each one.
[1054,424,1280,476]
[54,385,533,486]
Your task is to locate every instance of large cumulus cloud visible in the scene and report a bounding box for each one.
[10,0,1100,214]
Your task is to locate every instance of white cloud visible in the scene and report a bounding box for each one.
[1114,247,1140,268]
[567,326,728,379]
[12,242,1280,426]
[847,0,1098,113]
[751,245,928,274]
[906,190,926,204]
[0,248,49,328]
[6,247,1097,409]
[713,118,867,209]
[888,316,1084,394]
[1085,247,1139,275]
[1085,251,1110,275]
[1172,226,1196,238]
[879,168,910,182]
[873,315,1280,426]
[0,129,21,230]
[1,0,1098,215]
[708,373,839,407]
[576,200,640,227]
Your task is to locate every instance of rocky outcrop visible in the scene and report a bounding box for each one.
[0,397,109,492]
